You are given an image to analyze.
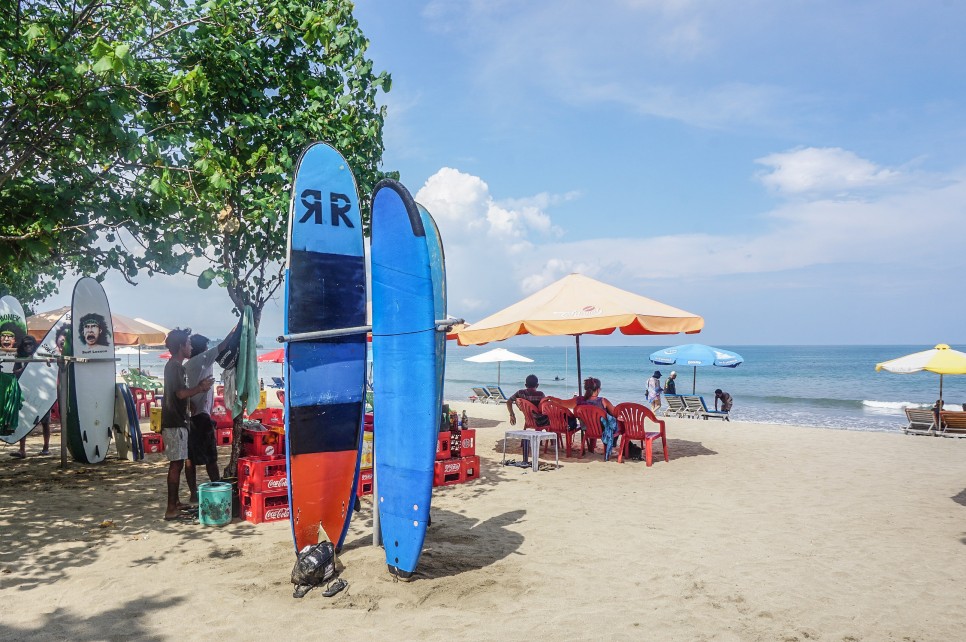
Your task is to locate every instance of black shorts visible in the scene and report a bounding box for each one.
[188,413,218,466]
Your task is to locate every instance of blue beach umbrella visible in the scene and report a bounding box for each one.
[649,344,744,394]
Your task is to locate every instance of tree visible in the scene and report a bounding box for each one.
[150,0,391,474]
[0,1,199,305]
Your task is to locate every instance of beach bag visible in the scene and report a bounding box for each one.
[216,322,242,370]
[291,542,336,598]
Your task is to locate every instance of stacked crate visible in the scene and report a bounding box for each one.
[356,413,374,497]
[239,414,289,524]
[433,410,480,487]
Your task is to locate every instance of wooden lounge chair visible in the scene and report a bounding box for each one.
[470,386,491,403]
[683,395,729,421]
[903,408,937,435]
[939,410,966,438]
[485,385,509,404]
[663,394,690,418]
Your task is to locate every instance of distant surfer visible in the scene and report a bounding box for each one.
[554,376,562,381]
[79,313,110,347]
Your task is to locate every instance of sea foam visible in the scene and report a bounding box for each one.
[862,400,927,411]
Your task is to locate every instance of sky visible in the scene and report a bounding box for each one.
[36,0,966,346]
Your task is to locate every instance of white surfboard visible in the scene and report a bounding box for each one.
[0,295,26,375]
[2,311,69,444]
[63,278,115,463]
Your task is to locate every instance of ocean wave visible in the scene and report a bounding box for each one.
[862,400,928,410]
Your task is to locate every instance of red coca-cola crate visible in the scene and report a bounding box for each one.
[248,407,284,429]
[436,430,451,461]
[215,426,232,446]
[239,455,288,494]
[241,488,290,524]
[210,401,234,431]
[454,429,476,457]
[142,433,164,454]
[356,467,373,497]
[364,412,373,429]
[241,427,284,458]
[433,455,480,487]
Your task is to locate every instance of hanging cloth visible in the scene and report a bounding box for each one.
[228,306,260,418]
[0,373,23,436]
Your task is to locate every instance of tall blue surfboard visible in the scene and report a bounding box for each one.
[284,142,367,553]
[372,181,441,579]
[417,203,447,426]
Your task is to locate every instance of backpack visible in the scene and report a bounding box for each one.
[291,542,337,598]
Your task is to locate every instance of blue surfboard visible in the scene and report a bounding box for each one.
[372,181,441,579]
[417,203,447,427]
[284,142,367,553]
[118,383,143,460]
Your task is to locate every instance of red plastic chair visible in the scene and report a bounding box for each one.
[130,387,151,419]
[540,398,579,457]
[514,398,544,430]
[614,402,669,467]
[573,404,608,458]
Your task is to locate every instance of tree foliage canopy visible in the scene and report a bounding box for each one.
[1,0,391,321]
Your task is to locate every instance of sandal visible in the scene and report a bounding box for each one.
[8,452,25,459]
[322,578,348,598]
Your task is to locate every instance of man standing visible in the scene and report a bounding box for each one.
[162,328,214,521]
[714,389,733,413]
[664,371,677,396]
[646,370,663,413]
[183,332,232,503]
[506,374,548,427]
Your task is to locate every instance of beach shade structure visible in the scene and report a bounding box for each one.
[875,344,966,402]
[456,273,703,388]
[257,348,285,363]
[649,344,744,394]
[464,347,533,386]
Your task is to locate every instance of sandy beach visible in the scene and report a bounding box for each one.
[2,400,966,641]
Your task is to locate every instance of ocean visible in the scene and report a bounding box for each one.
[124,344,965,434]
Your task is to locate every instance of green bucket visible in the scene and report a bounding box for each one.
[198,481,233,526]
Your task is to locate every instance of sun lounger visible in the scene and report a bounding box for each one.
[485,385,509,404]
[939,410,966,438]
[663,394,690,418]
[269,376,284,389]
[683,395,729,421]
[903,408,937,435]
[470,386,491,403]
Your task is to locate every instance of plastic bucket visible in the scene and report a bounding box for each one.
[198,481,233,526]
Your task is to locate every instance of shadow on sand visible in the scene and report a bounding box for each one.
[0,452,259,590]
[0,595,184,641]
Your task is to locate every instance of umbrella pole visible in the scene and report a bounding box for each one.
[497,362,501,387]
[940,374,944,404]
[575,335,582,395]
[692,366,697,395]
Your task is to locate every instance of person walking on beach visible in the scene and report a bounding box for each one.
[183,332,232,501]
[646,370,663,413]
[9,336,51,459]
[161,328,214,521]
[714,389,733,414]
[506,374,549,427]
[664,371,677,396]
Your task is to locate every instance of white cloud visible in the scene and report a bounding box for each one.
[756,147,901,194]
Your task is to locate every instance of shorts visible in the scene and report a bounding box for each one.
[188,413,218,466]
[162,426,189,462]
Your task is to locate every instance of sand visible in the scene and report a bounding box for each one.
[2,400,966,641]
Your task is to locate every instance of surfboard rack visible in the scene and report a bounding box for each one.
[0,356,120,363]
[279,318,464,344]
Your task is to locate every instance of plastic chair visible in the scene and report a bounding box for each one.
[614,402,669,467]
[573,404,608,457]
[540,398,579,457]
[130,387,151,419]
[514,398,543,430]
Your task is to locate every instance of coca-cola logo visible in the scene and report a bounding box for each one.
[265,507,290,520]
[462,438,473,447]
[444,463,460,473]
[264,446,275,455]
[360,471,373,481]
[266,477,288,489]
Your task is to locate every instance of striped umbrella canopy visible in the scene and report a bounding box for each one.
[650,343,744,394]
[875,344,966,402]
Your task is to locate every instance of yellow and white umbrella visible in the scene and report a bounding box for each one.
[875,344,966,401]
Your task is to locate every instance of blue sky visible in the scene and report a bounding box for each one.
[38,0,966,346]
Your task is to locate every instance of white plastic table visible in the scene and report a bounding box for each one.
[503,429,558,472]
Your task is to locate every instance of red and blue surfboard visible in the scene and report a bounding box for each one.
[284,142,367,553]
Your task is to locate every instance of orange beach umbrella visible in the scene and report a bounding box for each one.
[456,273,704,389]
[26,306,169,346]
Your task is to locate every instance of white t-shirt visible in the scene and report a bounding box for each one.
[185,346,219,416]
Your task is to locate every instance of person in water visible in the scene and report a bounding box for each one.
[714,389,733,413]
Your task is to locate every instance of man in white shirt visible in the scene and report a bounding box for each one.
[184,332,231,503]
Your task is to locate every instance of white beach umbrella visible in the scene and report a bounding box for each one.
[464,348,533,386]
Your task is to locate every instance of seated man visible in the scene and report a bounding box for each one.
[714,388,733,413]
[506,374,549,427]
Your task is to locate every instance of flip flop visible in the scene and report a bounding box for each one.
[163,512,195,522]
[39,449,50,455]
[322,578,348,598]
[8,452,25,459]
